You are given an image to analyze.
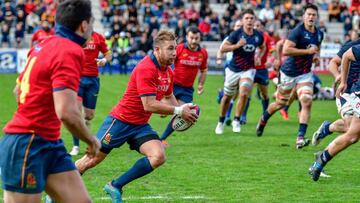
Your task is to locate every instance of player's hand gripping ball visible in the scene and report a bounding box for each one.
[170,104,200,131]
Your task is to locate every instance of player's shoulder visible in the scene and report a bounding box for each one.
[92,32,105,41]
[136,55,156,71]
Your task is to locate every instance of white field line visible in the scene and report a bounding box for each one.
[96,195,209,200]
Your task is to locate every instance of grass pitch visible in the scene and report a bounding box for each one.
[1,73,360,202]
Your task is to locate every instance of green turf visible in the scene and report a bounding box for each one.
[1,73,359,202]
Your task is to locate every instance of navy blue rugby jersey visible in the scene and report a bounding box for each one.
[281,23,323,77]
[226,27,264,72]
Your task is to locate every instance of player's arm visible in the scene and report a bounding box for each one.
[141,95,197,122]
[162,94,179,106]
[282,40,318,56]
[273,40,284,71]
[53,89,100,157]
[328,55,341,81]
[255,41,266,66]
[220,39,246,53]
[337,48,355,97]
[216,39,227,64]
[97,52,112,67]
[197,70,207,94]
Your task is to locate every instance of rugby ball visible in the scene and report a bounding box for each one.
[170,105,200,132]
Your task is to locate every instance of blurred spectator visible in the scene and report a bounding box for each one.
[200,1,212,19]
[30,20,54,47]
[130,33,152,56]
[319,20,328,34]
[353,10,360,30]
[41,6,55,26]
[350,29,359,41]
[219,18,231,40]
[199,15,211,41]
[258,1,274,23]
[226,0,238,16]
[175,19,186,43]
[114,31,130,74]
[14,21,24,48]
[280,6,294,29]
[328,0,341,22]
[344,17,353,34]
[16,9,26,25]
[25,0,36,15]
[222,10,232,25]
[148,16,159,34]
[188,12,199,27]
[2,1,16,26]
[341,9,351,22]
[1,23,10,48]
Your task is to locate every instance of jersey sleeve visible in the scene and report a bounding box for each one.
[31,32,37,42]
[136,67,157,97]
[287,27,300,44]
[352,44,360,61]
[51,49,83,92]
[98,34,110,55]
[227,30,240,44]
[200,49,208,72]
[337,42,351,58]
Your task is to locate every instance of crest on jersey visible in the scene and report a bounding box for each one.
[198,54,203,60]
[243,44,255,52]
[255,36,259,43]
[182,53,188,57]
[304,32,310,39]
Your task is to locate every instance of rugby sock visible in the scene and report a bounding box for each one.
[282,105,289,112]
[319,150,332,166]
[297,123,308,138]
[226,100,234,119]
[219,116,225,123]
[261,110,273,123]
[73,136,79,147]
[112,157,153,190]
[241,97,250,120]
[261,98,269,114]
[234,116,240,121]
[320,122,333,139]
[160,122,174,140]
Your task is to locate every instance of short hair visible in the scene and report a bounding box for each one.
[153,30,176,48]
[55,0,92,32]
[303,3,318,14]
[241,9,255,18]
[186,26,200,34]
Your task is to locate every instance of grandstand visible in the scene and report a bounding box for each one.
[0,0,355,73]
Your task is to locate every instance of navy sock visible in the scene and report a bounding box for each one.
[283,105,289,112]
[73,135,79,146]
[234,116,240,121]
[219,116,225,123]
[297,123,308,138]
[261,98,269,114]
[160,122,174,140]
[241,97,250,119]
[322,122,333,138]
[319,150,332,166]
[112,157,154,190]
[226,100,234,119]
[262,110,273,122]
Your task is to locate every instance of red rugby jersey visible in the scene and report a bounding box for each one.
[4,36,84,141]
[82,32,110,77]
[110,54,173,125]
[173,43,208,87]
[255,32,273,70]
[31,29,54,46]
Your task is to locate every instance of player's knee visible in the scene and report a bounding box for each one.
[239,80,252,90]
[275,91,289,105]
[297,86,313,104]
[148,151,166,168]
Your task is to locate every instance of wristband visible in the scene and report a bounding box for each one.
[174,106,183,115]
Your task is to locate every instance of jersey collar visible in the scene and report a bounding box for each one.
[150,52,161,69]
[185,42,201,51]
[55,24,87,46]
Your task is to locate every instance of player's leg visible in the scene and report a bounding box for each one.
[255,69,270,114]
[310,115,360,181]
[295,74,314,149]
[256,71,295,136]
[225,93,238,126]
[233,77,253,133]
[107,127,161,202]
[3,191,41,203]
[240,96,250,125]
[160,85,193,142]
[45,170,91,203]
[216,69,240,134]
